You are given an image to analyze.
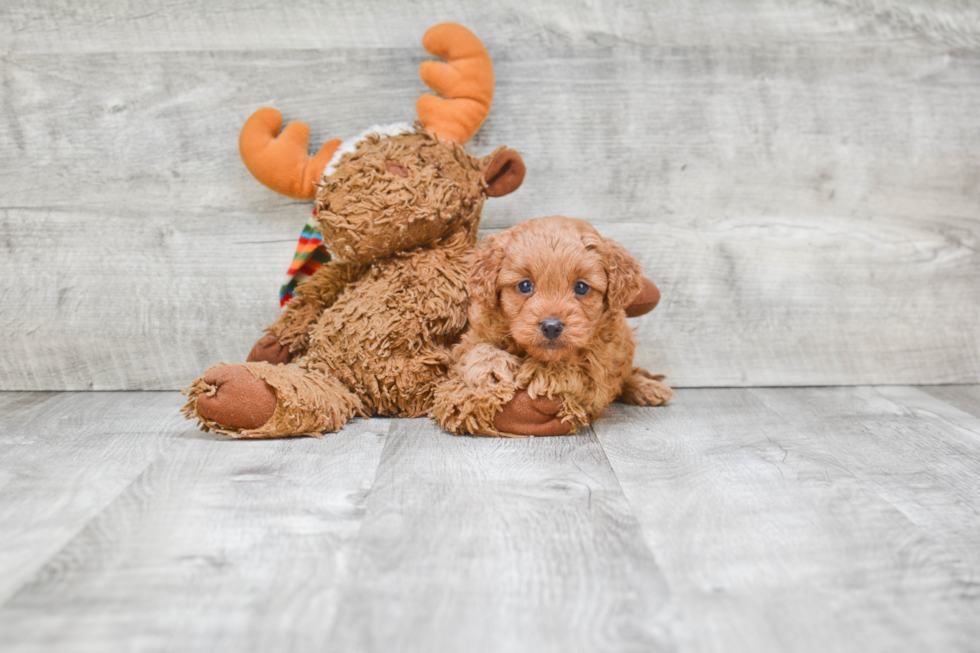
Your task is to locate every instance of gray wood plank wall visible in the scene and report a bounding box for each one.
[2,0,978,390]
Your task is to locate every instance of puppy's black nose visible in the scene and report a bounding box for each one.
[539,319,564,340]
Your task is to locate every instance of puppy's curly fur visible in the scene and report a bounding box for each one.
[431,216,673,437]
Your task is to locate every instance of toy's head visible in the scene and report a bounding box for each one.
[469,216,643,362]
[239,23,524,265]
[313,131,521,264]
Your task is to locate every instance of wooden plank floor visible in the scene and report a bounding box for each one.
[1,387,979,652]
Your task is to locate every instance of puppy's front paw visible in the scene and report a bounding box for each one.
[493,390,573,436]
[460,344,522,387]
[619,370,674,406]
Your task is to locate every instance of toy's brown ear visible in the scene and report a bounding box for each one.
[602,238,644,312]
[625,277,661,317]
[468,234,506,306]
[485,149,525,197]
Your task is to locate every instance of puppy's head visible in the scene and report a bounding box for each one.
[470,216,643,362]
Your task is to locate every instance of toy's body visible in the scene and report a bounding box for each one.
[259,130,495,426]
[186,205,473,436]
[432,216,673,437]
[270,238,468,419]
[183,25,526,437]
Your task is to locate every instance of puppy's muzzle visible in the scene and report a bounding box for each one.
[539,319,564,340]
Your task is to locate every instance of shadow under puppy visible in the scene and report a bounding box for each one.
[431,215,673,437]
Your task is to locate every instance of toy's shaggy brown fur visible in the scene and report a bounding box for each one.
[182,128,523,437]
[431,216,673,437]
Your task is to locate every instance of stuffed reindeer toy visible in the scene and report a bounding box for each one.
[183,24,527,437]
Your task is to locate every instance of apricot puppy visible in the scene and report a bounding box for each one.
[431,216,673,437]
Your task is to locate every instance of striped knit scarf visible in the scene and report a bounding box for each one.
[279,211,330,307]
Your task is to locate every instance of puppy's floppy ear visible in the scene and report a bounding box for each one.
[601,238,644,312]
[468,233,506,306]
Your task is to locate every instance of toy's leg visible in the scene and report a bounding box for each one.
[246,334,292,365]
[182,361,361,438]
[431,344,525,437]
[493,391,573,437]
[617,367,674,406]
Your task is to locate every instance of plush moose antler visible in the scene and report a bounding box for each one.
[238,23,500,200]
[239,108,342,200]
[416,22,494,145]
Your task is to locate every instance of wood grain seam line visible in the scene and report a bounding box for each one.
[0,430,186,611]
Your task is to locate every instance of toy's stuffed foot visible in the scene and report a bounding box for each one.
[183,361,361,438]
[625,277,661,318]
[192,364,277,430]
[618,368,674,406]
[493,390,573,436]
[246,333,293,365]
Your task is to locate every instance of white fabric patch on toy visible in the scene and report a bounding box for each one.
[322,122,414,178]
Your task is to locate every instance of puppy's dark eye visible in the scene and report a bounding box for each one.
[517,279,534,295]
[574,281,590,296]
